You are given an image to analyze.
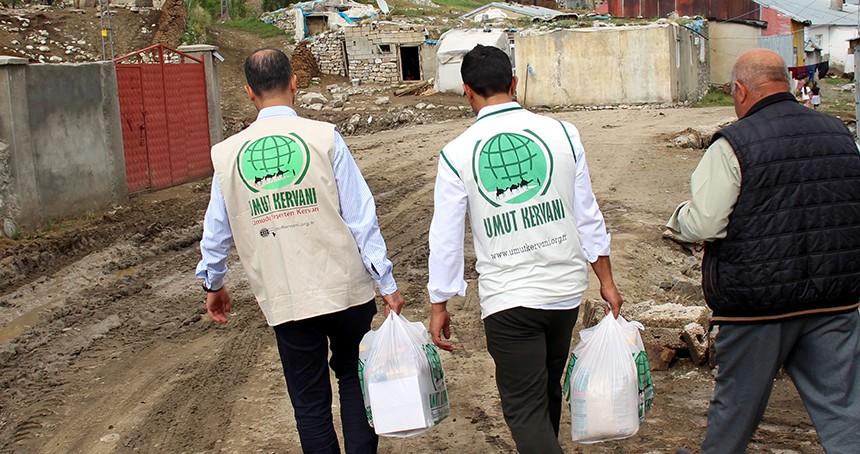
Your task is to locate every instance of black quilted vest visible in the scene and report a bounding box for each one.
[704,92,860,321]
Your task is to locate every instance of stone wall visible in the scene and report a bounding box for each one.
[310,31,346,77]
[344,24,426,85]
[262,7,298,35]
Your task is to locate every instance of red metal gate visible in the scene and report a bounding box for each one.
[115,44,213,194]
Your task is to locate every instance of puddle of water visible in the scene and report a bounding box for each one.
[0,299,59,344]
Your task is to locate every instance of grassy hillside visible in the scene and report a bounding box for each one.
[384,0,494,17]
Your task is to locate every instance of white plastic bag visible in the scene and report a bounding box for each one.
[628,319,654,423]
[358,312,450,437]
[565,314,642,443]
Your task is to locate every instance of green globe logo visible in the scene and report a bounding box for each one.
[476,132,548,205]
[237,135,310,192]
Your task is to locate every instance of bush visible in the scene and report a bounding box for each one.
[226,0,250,19]
[694,85,734,108]
[223,17,285,38]
[186,1,213,43]
[184,0,253,43]
[262,0,298,12]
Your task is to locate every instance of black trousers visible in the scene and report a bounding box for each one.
[273,300,378,454]
[484,306,579,454]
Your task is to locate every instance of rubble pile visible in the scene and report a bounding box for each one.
[335,106,470,135]
[0,15,99,62]
[261,7,298,34]
[303,81,470,134]
[262,0,376,40]
[0,4,164,63]
[667,120,733,149]
[578,242,717,371]
[582,298,712,370]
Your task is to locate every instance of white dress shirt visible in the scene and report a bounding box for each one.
[427,102,611,310]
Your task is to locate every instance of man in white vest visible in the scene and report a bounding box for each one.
[196,48,404,454]
[427,45,622,453]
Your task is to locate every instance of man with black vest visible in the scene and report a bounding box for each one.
[196,48,404,454]
[666,49,860,453]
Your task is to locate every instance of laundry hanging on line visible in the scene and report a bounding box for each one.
[788,62,829,81]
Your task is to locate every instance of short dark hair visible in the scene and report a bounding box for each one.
[244,48,293,97]
[461,44,512,98]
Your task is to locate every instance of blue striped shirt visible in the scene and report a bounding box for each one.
[195,106,397,295]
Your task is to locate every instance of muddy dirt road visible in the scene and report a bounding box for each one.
[0,106,824,454]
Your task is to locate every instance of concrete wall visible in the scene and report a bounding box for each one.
[683,27,710,104]
[420,44,437,82]
[710,22,760,85]
[514,24,707,107]
[807,25,856,72]
[0,58,127,234]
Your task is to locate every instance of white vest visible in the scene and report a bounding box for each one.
[211,115,375,325]
[441,106,589,317]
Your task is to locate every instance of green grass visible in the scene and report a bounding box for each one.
[222,18,285,38]
[813,79,856,120]
[431,0,486,9]
[819,98,856,120]
[386,0,490,15]
[694,86,734,108]
[390,7,434,17]
[820,76,851,85]
[23,219,68,240]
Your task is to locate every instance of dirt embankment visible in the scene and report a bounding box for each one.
[0,106,825,454]
[0,6,163,62]
[150,0,185,48]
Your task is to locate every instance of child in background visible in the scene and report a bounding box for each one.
[800,82,812,107]
[811,83,821,109]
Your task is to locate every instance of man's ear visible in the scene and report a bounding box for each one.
[510,76,518,97]
[244,85,256,103]
[734,80,750,103]
[463,83,474,102]
[290,74,298,93]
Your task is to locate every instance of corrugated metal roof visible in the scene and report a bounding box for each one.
[460,2,563,20]
[754,0,859,26]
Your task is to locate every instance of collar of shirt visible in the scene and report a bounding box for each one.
[742,92,796,119]
[257,105,298,120]
[475,101,524,122]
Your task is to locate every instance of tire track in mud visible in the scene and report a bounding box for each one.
[0,201,216,452]
[116,311,269,453]
[357,139,438,306]
[0,184,210,297]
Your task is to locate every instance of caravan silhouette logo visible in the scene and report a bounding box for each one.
[237,134,311,193]
[473,131,553,207]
